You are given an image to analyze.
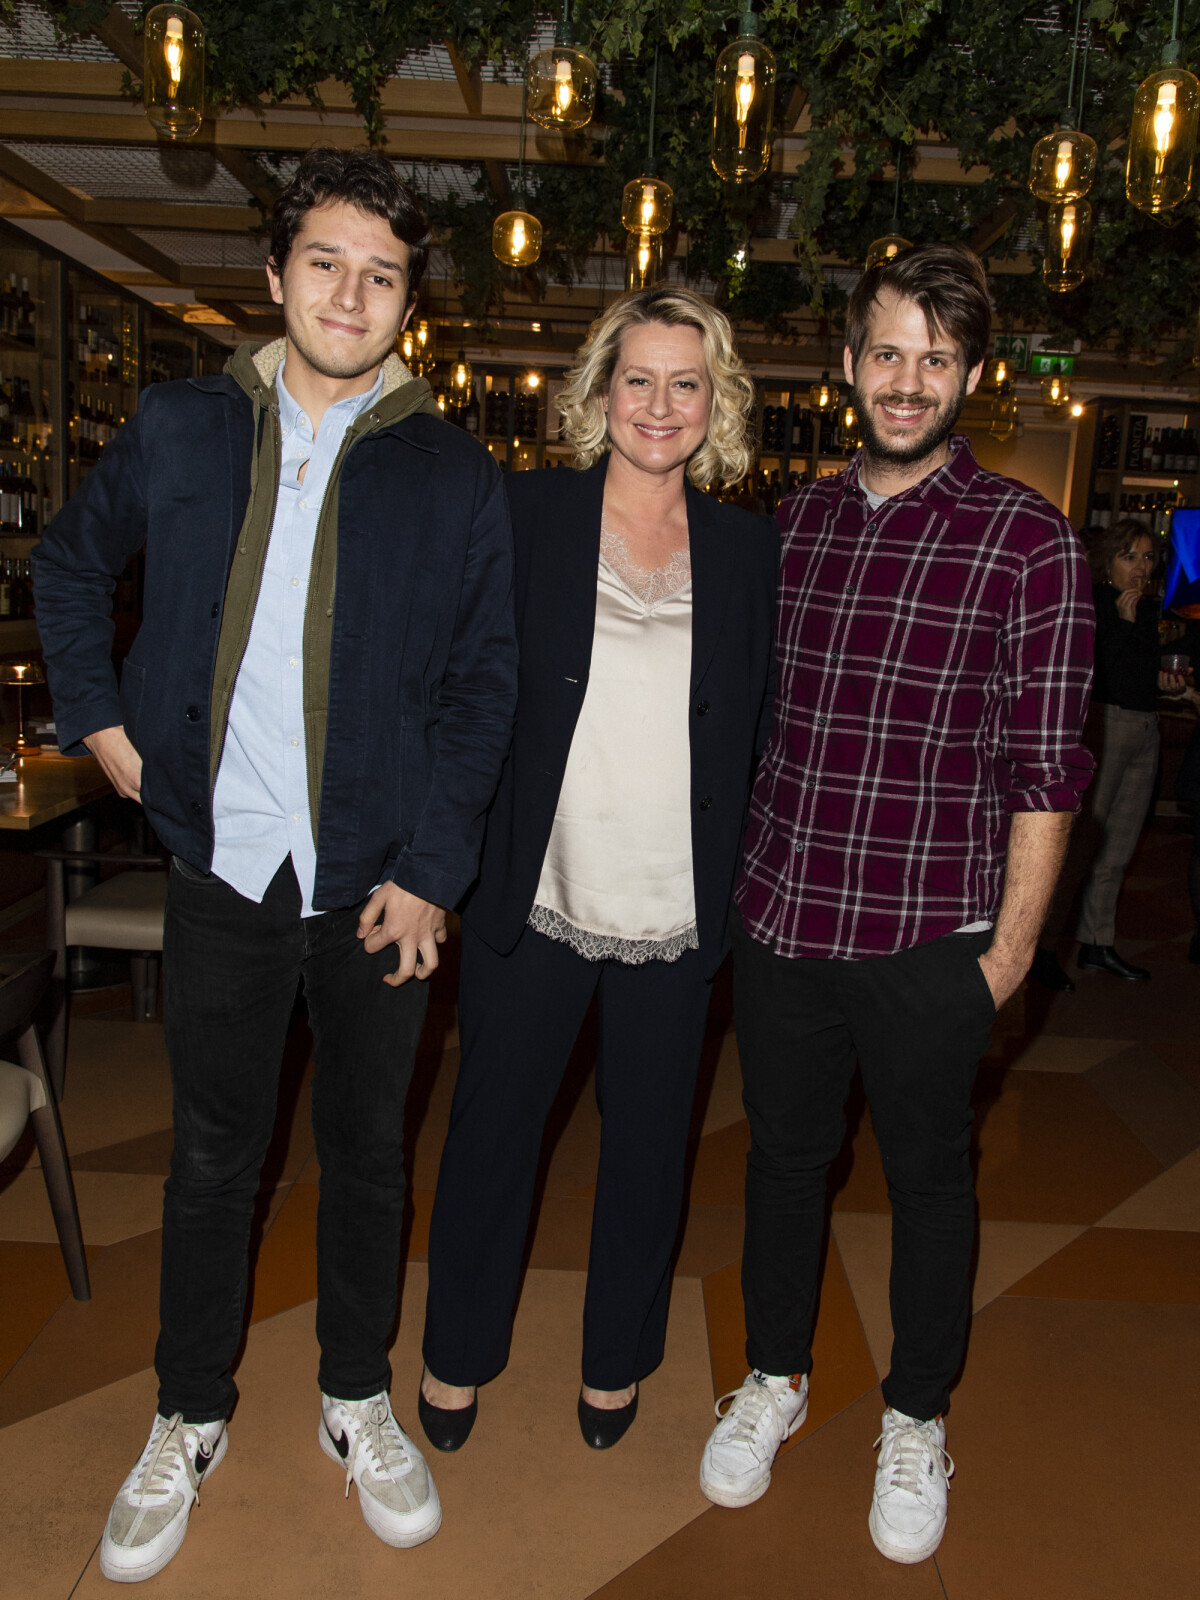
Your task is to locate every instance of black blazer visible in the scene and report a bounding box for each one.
[463,456,779,978]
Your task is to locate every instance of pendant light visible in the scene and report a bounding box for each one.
[144,5,205,140]
[809,371,839,412]
[866,154,913,269]
[415,318,430,376]
[1029,0,1098,202]
[1043,198,1092,291]
[985,355,1009,389]
[450,338,474,404]
[623,48,672,289]
[989,381,1017,441]
[711,4,776,182]
[527,0,597,131]
[494,52,543,267]
[1126,1,1200,216]
[1040,372,1071,409]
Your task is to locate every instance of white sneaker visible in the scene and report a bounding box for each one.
[320,1392,441,1548]
[868,1407,954,1564]
[99,1412,227,1583]
[699,1371,809,1508]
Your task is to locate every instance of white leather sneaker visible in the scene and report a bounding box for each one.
[699,1371,809,1508]
[320,1392,441,1547]
[100,1412,227,1583]
[868,1407,954,1564]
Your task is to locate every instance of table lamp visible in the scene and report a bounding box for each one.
[1,659,46,754]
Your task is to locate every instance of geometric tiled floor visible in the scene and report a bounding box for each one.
[2,819,1197,1597]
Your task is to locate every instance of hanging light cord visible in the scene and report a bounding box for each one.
[518,46,529,208]
[648,44,659,167]
[891,148,902,230]
[1065,0,1084,118]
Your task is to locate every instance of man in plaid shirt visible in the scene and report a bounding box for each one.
[699,245,1094,1563]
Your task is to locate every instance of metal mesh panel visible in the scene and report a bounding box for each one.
[0,0,125,61]
[3,142,255,205]
[131,228,271,267]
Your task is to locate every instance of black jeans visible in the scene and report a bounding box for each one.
[423,921,713,1392]
[156,857,427,1423]
[732,914,995,1421]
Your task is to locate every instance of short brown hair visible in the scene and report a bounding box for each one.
[845,243,991,374]
[1083,518,1157,584]
[269,147,429,304]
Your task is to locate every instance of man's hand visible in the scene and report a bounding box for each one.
[83,725,142,801]
[357,882,448,987]
[977,945,1028,1011]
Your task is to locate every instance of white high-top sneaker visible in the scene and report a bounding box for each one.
[699,1371,809,1508]
[320,1392,441,1547]
[100,1412,227,1583]
[868,1407,954,1564]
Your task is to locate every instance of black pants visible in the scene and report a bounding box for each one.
[157,857,427,1423]
[423,921,713,1392]
[732,915,995,1421]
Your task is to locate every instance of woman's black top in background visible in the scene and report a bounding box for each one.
[1091,581,1161,711]
[462,457,779,980]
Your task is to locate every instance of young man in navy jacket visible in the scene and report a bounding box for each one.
[33,148,516,1582]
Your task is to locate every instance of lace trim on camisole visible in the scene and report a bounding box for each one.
[528,903,700,965]
[599,522,692,608]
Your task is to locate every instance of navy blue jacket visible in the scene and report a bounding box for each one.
[32,374,518,912]
[463,458,778,978]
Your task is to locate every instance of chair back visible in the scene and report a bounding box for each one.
[0,951,54,1038]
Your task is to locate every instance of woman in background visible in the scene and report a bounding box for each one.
[417,287,777,1451]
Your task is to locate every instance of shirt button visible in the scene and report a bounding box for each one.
[298,499,308,510]
[290,737,299,747]
[845,583,856,595]
[292,813,301,824]
[794,841,805,854]
[185,704,200,722]
[289,656,298,668]
[291,577,300,588]
[830,650,840,662]
[699,795,713,810]
[867,521,877,533]
[817,715,828,727]
[696,700,710,716]
[806,778,816,789]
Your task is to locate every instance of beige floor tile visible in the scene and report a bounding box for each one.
[54,1019,173,1156]
[0,1168,165,1246]
[55,1265,713,1600]
[697,1028,746,1138]
[1096,1145,1200,1231]
[990,1034,1136,1073]
[1006,1226,1200,1303]
[1085,1044,1200,1167]
[832,1213,1089,1378]
[0,1239,90,1384]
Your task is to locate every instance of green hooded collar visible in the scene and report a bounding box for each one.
[224,336,438,431]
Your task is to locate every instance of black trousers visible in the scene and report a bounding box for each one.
[157,857,427,1423]
[732,914,995,1421]
[423,921,713,1392]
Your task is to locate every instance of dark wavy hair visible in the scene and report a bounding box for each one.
[845,243,992,375]
[269,147,429,304]
[1083,517,1159,584]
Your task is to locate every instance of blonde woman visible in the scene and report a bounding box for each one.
[418,286,778,1451]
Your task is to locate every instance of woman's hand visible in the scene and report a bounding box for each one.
[1115,585,1141,622]
[1159,669,1190,696]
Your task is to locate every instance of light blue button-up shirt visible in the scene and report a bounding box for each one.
[211,358,384,916]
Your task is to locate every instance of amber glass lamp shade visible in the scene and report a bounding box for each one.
[449,352,473,400]
[143,5,205,141]
[809,372,839,412]
[625,231,663,290]
[1029,125,1097,202]
[865,233,913,270]
[621,175,673,237]
[527,43,597,130]
[984,356,1009,389]
[492,210,543,267]
[1126,62,1200,215]
[399,329,414,365]
[711,29,776,181]
[1042,198,1091,292]
[989,383,1016,441]
[1040,373,1071,409]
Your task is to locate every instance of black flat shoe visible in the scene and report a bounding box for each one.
[1077,944,1150,981]
[578,1385,638,1450]
[418,1387,478,1452]
[1030,946,1075,992]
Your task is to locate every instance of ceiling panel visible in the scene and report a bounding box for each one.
[5,140,256,204]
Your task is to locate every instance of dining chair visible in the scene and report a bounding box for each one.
[0,950,90,1300]
[39,848,168,1099]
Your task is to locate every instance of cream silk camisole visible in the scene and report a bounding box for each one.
[528,525,698,964]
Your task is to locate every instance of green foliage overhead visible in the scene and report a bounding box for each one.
[20,1,1200,355]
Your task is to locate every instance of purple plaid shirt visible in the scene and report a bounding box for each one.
[736,435,1094,960]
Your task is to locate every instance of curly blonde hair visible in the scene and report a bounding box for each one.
[556,287,755,488]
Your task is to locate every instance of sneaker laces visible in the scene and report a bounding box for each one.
[711,1379,792,1461]
[132,1415,204,1506]
[341,1398,412,1499]
[873,1418,955,1500]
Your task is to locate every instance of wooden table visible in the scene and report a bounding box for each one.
[0,752,112,831]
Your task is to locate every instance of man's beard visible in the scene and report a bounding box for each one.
[283,306,394,382]
[852,378,967,470]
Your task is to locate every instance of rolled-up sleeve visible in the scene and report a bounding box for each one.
[999,524,1095,813]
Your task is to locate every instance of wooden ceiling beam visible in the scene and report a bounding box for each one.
[91,3,142,76]
[85,199,267,232]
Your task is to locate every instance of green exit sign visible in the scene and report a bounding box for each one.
[993,334,1029,371]
[1031,352,1075,376]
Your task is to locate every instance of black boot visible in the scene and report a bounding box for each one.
[1030,946,1075,992]
[1077,944,1150,981]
